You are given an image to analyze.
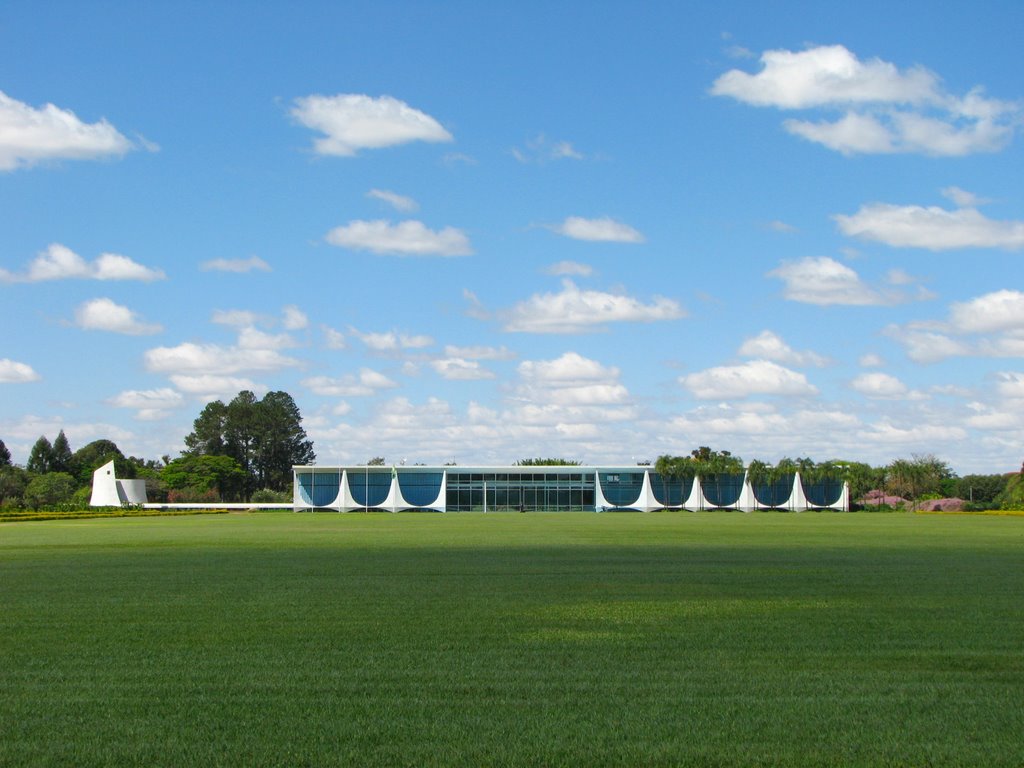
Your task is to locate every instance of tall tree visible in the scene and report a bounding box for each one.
[51,430,73,474]
[0,438,11,467]
[26,436,53,474]
[182,390,315,496]
[70,439,132,488]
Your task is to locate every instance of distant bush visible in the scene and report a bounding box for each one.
[167,487,220,504]
[251,488,291,503]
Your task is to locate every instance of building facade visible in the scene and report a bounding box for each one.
[293,465,849,513]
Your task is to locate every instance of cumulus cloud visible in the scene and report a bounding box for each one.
[75,298,162,335]
[737,330,828,367]
[107,387,184,420]
[200,256,271,273]
[949,290,1024,334]
[0,243,165,283]
[549,216,645,243]
[883,326,972,363]
[290,94,452,156]
[504,279,684,333]
[430,358,496,381]
[835,201,1024,251]
[0,358,40,383]
[680,359,818,399]
[849,372,924,400]
[0,89,136,171]
[367,188,418,212]
[443,345,515,360]
[302,369,398,397]
[282,305,308,331]
[511,134,584,163]
[711,45,1019,156]
[516,352,632,409]
[145,342,300,375]
[170,375,267,401]
[768,256,886,305]
[237,327,298,351]
[325,219,472,256]
[886,289,1024,363]
[322,326,346,350]
[212,309,261,327]
[543,260,593,277]
[349,328,434,352]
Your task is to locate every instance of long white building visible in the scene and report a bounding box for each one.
[292,465,849,513]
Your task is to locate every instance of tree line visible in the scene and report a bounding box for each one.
[3,412,1023,511]
[0,390,314,510]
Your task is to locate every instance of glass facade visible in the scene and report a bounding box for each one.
[752,474,795,507]
[445,471,595,511]
[292,466,847,512]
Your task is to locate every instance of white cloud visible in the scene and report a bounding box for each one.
[949,290,1024,333]
[325,219,472,256]
[518,351,618,386]
[882,326,972,363]
[367,188,418,212]
[350,328,434,352]
[512,134,584,164]
[443,345,515,361]
[430,358,495,381]
[515,352,632,410]
[0,89,135,171]
[200,256,271,273]
[322,326,346,350]
[108,388,184,420]
[170,375,267,401]
[290,94,452,156]
[543,260,593,277]
[711,45,1018,156]
[145,342,300,374]
[237,327,297,351]
[768,220,798,233]
[994,371,1024,399]
[504,279,684,333]
[0,359,40,383]
[0,243,165,283]
[737,330,828,367]
[768,256,885,305]
[941,186,989,208]
[784,112,897,154]
[212,309,261,327]
[711,45,940,108]
[680,359,818,399]
[849,372,922,399]
[74,298,162,335]
[282,305,308,331]
[835,202,1024,251]
[861,420,967,444]
[859,353,885,367]
[302,369,398,397]
[549,216,645,243]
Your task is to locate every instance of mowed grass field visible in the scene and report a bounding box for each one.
[2,512,1023,767]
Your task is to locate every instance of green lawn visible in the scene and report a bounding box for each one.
[2,512,1023,766]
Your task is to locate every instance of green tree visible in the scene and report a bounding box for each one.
[162,455,247,501]
[182,390,315,497]
[26,436,54,474]
[886,454,954,510]
[515,458,581,466]
[0,438,11,467]
[955,474,1009,505]
[51,430,73,474]
[0,465,29,505]
[70,440,132,488]
[367,456,386,466]
[23,472,76,508]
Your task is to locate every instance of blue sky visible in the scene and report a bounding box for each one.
[1,1,1022,472]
